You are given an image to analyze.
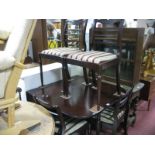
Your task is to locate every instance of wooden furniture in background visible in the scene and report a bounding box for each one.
[140,76,155,111]
[93,19,125,29]
[31,19,48,63]
[61,19,87,50]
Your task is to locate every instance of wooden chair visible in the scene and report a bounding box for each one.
[39,19,88,98]
[35,97,88,135]
[99,87,133,134]
[86,20,124,88]
[62,26,123,112]
[89,22,145,126]
[0,20,43,134]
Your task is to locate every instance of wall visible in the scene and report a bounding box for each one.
[18,63,83,101]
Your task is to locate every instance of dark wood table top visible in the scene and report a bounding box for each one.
[27,76,122,119]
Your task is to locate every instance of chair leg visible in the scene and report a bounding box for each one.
[112,122,117,135]
[88,122,92,135]
[61,60,70,99]
[83,67,89,85]
[148,99,151,111]
[97,70,102,111]
[66,64,71,81]
[116,60,121,95]
[123,106,129,135]
[39,55,44,87]
[91,70,97,87]
[96,114,101,135]
[8,105,15,128]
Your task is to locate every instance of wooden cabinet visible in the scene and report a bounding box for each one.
[140,76,155,110]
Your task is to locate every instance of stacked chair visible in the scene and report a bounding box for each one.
[88,19,145,134]
[64,20,124,111]
[37,19,89,135]
[39,19,88,99]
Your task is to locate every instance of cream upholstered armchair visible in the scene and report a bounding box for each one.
[0,19,37,130]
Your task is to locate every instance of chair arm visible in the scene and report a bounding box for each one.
[14,61,24,69]
[0,52,15,70]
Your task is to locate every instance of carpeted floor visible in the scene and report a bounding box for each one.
[128,99,155,135]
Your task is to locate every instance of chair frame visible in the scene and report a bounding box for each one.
[0,20,36,128]
[64,27,123,111]
[35,97,88,135]
[39,19,88,98]
[100,87,133,134]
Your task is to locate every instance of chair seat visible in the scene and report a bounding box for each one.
[41,47,81,57]
[67,51,117,64]
[54,117,87,135]
[100,108,125,124]
[64,118,87,135]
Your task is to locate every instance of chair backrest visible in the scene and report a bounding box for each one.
[4,19,37,63]
[90,27,123,60]
[90,19,123,53]
[61,19,88,51]
[2,20,37,99]
[111,87,133,115]
[90,21,144,86]
[93,19,125,28]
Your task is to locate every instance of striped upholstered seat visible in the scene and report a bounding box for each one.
[41,47,81,57]
[54,117,88,135]
[67,51,117,64]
